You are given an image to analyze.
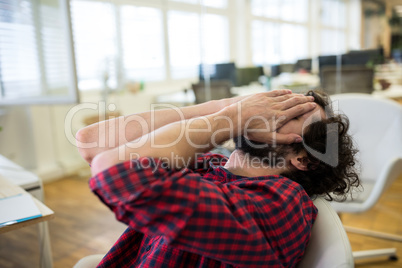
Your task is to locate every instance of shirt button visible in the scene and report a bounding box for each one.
[146,245,152,252]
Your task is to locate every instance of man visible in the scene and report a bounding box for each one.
[76,89,359,267]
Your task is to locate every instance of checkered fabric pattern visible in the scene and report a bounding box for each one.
[89,153,317,268]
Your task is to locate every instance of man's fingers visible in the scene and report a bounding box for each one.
[271,93,312,104]
[275,102,317,128]
[271,94,294,102]
[280,95,315,110]
[286,102,317,119]
[264,89,292,97]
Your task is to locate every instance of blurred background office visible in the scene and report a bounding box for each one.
[1,0,402,267]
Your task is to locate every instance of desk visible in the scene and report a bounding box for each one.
[373,85,402,101]
[0,155,43,199]
[154,90,196,106]
[231,84,267,96]
[0,171,54,267]
[270,73,320,93]
[154,78,402,107]
[0,176,54,233]
[154,85,268,106]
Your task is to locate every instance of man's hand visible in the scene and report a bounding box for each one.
[226,90,316,144]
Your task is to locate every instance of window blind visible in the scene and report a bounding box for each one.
[0,0,78,105]
[0,0,42,99]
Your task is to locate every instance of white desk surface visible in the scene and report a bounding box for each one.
[271,73,320,89]
[155,90,196,106]
[231,84,267,96]
[373,85,402,99]
[155,85,268,106]
[0,175,54,234]
[0,155,40,189]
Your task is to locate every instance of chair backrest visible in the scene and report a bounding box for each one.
[76,198,352,268]
[192,80,234,104]
[320,66,374,95]
[330,93,402,212]
[331,94,402,181]
[297,197,354,268]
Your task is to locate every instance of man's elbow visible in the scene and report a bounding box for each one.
[90,150,117,177]
[75,127,96,164]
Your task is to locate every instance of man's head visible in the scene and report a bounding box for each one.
[233,90,360,201]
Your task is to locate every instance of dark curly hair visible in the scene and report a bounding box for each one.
[234,90,360,201]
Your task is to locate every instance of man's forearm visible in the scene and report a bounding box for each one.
[76,100,233,164]
[90,107,236,176]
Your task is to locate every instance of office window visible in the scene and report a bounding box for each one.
[321,29,346,55]
[0,0,77,104]
[320,0,347,55]
[168,11,200,79]
[120,6,165,82]
[321,0,346,28]
[41,5,71,91]
[281,0,308,23]
[251,0,279,18]
[0,0,41,99]
[250,0,309,66]
[252,21,280,65]
[251,0,308,23]
[202,0,227,9]
[200,14,229,64]
[168,11,229,79]
[170,0,198,4]
[252,22,307,65]
[280,24,308,63]
[170,0,227,9]
[70,1,117,90]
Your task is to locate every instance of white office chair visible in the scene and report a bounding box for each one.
[297,197,354,268]
[74,254,104,268]
[74,197,353,268]
[330,93,402,261]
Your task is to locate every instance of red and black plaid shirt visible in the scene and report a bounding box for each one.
[89,153,317,268]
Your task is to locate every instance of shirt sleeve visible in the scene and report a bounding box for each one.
[89,156,317,268]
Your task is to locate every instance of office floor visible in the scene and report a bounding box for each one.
[0,169,401,268]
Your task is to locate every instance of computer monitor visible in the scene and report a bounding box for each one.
[294,58,312,72]
[342,48,384,66]
[318,55,339,71]
[198,62,236,85]
[270,64,281,77]
[235,66,264,86]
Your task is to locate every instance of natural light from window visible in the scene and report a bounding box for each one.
[121,6,165,82]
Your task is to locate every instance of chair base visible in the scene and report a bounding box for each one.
[74,254,104,268]
[353,248,398,261]
[344,225,402,242]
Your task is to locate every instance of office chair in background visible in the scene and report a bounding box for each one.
[191,80,234,104]
[330,93,402,262]
[320,65,375,95]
